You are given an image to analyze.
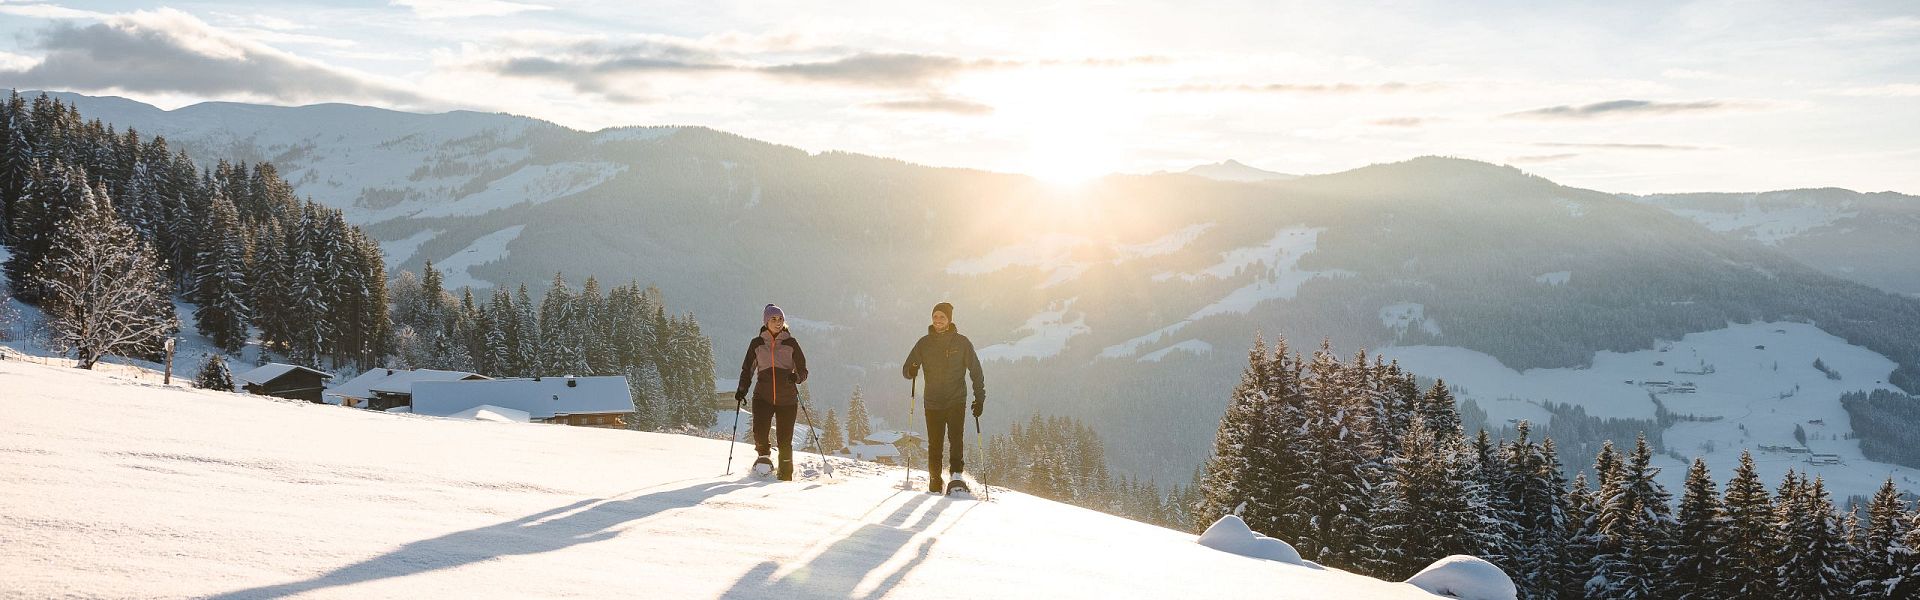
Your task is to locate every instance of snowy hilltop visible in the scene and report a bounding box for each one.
[0,355,1462,599]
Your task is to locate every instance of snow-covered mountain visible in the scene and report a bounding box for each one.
[30,91,1920,502]
[1180,159,1299,183]
[0,355,1453,599]
[1626,189,1920,297]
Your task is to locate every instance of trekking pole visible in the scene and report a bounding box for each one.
[726,397,743,475]
[800,398,835,478]
[974,412,990,501]
[905,374,916,490]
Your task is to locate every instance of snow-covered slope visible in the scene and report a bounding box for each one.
[0,358,1443,599]
[1380,322,1916,500]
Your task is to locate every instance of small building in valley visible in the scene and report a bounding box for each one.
[326,368,490,411]
[236,363,332,403]
[411,376,634,428]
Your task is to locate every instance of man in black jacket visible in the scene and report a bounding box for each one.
[902,301,985,493]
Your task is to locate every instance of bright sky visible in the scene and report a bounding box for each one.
[1,1,1916,193]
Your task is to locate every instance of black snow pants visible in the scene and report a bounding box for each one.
[753,397,798,480]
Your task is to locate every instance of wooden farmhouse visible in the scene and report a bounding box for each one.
[326,368,490,411]
[236,363,332,403]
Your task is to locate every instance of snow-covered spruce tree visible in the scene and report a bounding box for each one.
[1588,435,1675,599]
[1560,472,1601,600]
[513,283,540,375]
[579,276,616,376]
[1472,429,1521,564]
[32,182,176,369]
[191,191,249,352]
[823,408,843,452]
[1668,458,1724,600]
[1856,478,1912,596]
[1502,424,1571,600]
[193,352,233,391]
[846,387,873,444]
[1717,451,1778,599]
[538,273,583,376]
[5,159,83,303]
[246,219,288,352]
[1199,338,1277,531]
[1288,340,1375,566]
[1368,413,1482,579]
[1776,475,1855,599]
[1887,510,1920,598]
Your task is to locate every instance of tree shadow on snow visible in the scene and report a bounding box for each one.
[204,479,769,600]
[721,493,958,600]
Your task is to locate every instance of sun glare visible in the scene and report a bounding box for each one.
[954,68,1130,187]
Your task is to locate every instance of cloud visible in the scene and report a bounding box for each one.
[0,9,431,107]
[1510,153,1580,164]
[1535,142,1714,151]
[1822,84,1920,98]
[862,95,993,115]
[391,0,552,19]
[760,53,1000,87]
[1505,99,1740,120]
[0,3,110,20]
[1369,117,1430,128]
[1149,81,1447,94]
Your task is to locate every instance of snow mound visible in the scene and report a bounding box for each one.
[1404,555,1516,600]
[446,404,531,423]
[1196,515,1303,565]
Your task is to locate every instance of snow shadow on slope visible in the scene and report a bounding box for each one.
[203,479,770,600]
[720,492,958,600]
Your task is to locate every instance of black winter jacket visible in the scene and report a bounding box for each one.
[903,324,984,412]
[738,327,807,405]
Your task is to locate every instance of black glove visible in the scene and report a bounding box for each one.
[971,397,984,418]
[736,390,747,408]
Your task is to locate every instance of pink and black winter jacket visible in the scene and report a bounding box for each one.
[737,326,808,405]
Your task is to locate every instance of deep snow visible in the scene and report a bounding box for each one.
[0,356,1449,599]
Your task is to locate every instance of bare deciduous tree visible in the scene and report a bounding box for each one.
[32,185,176,369]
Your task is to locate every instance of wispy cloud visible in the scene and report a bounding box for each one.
[1511,153,1580,164]
[0,3,110,20]
[391,0,552,19]
[1149,81,1447,94]
[0,8,431,107]
[1535,142,1715,151]
[760,53,1001,87]
[862,95,994,115]
[1505,99,1741,120]
[1369,117,1430,128]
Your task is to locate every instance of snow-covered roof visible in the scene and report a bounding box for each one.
[327,368,488,401]
[864,430,922,445]
[846,443,900,460]
[446,404,531,423]
[236,363,331,386]
[411,376,632,420]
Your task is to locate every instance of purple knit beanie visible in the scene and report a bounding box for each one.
[764,304,784,321]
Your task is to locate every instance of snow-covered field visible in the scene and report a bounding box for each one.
[435,226,526,291]
[1379,322,1915,500]
[1107,227,1345,359]
[977,299,1090,362]
[0,358,1445,599]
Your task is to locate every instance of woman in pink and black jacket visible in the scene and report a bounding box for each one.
[735,304,808,480]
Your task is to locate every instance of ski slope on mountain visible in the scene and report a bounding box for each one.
[0,357,1446,599]
[1380,321,1915,500]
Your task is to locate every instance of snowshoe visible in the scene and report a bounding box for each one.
[751,456,774,477]
[944,472,974,498]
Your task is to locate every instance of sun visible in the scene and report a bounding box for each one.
[1025,141,1114,186]
[951,68,1130,186]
